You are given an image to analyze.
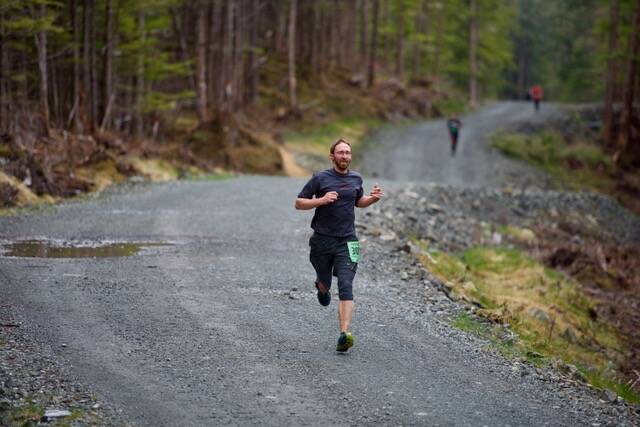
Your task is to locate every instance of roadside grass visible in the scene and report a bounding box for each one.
[284,116,383,157]
[0,157,232,216]
[1,401,44,426]
[181,170,235,181]
[496,225,537,244]
[491,131,615,193]
[0,402,87,427]
[580,368,640,403]
[452,312,548,367]
[432,97,467,117]
[415,240,640,403]
[0,171,57,210]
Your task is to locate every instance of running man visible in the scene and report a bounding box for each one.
[295,138,383,352]
[530,85,543,112]
[446,114,462,156]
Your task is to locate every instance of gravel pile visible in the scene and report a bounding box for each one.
[359,183,640,252]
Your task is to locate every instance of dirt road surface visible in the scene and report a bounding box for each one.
[1,102,635,426]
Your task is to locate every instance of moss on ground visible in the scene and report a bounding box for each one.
[0,171,57,208]
[416,241,639,403]
[491,131,615,193]
[284,116,382,156]
[0,401,44,426]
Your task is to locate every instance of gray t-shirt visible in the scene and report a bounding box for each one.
[298,168,364,237]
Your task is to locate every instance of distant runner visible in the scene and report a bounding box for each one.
[295,138,383,352]
[529,85,543,112]
[446,114,462,156]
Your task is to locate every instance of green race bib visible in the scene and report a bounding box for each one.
[347,241,360,263]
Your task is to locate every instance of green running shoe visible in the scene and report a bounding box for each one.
[336,332,354,352]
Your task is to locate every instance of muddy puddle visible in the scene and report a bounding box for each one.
[0,240,171,258]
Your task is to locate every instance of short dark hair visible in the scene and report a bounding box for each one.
[330,138,352,154]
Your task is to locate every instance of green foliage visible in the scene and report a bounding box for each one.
[461,246,529,274]
[142,90,194,113]
[453,312,535,362]
[491,130,615,192]
[432,96,467,116]
[579,367,640,404]
[284,116,382,157]
[3,401,45,425]
[510,0,632,101]
[431,244,631,400]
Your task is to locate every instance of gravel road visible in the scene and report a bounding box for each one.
[1,102,638,426]
[361,101,557,188]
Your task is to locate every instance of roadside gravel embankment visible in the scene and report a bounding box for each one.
[355,182,640,425]
[0,301,126,426]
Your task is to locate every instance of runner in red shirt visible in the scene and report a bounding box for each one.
[530,85,543,112]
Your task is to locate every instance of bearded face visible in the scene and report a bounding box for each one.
[331,143,352,172]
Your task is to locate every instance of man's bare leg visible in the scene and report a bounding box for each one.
[338,300,354,332]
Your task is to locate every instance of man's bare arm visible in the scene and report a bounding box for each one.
[356,184,383,208]
[295,191,338,210]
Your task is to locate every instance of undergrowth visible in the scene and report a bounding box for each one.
[415,239,640,403]
[491,131,614,193]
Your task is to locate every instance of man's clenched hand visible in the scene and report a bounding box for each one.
[370,183,383,201]
[322,191,339,205]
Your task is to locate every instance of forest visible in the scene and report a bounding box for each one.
[0,0,639,203]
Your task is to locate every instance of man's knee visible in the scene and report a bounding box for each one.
[336,269,356,300]
[338,286,353,301]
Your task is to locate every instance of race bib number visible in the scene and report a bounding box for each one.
[347,241,360,263]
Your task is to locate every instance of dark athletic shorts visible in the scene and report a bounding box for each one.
[309,232,358,301]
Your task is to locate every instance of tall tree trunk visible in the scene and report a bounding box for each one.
[382,0,390,61]
[36,4,50,135]
[334,0,343,67]
[468,0,479,107]
[516,37,527,99]
[245,0,259,105]
[232,0,244,110]
[395,0,405,79]
[412,3,427,78]
[221,0,234,111]
[433,1,444,78]
[0,10,7,132]
[322,1,329,73]
[82,0,91,129]
[328,2,337,70]
[367,0,379,87]
[172,6,196,93]
[196,2,208,122]
[208,0,223,112]
[310,0,321,76]
[88,0,97,130]
[603,0,620,148]
[102,0,114,131]
[275,2,287,53]
[135,11,145,137]
[51,54,60,125]
[288,0,297,109]
[70,0,81,131]
[359,0,369,74]
[618,0,640,164]
[345,0,357,70]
